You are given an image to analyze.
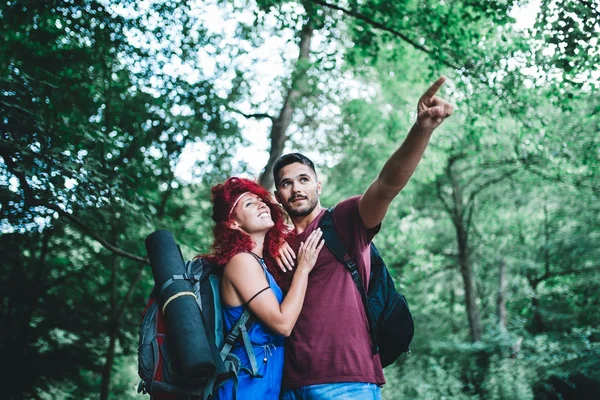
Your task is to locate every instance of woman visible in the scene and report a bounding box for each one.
[209,177,323,399]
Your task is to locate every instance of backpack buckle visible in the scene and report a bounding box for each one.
[224,330,239,345]
[137,380,147,394]
[178,273,201,283]
[343,255,357,269]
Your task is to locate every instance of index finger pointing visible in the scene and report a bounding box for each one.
[422,76,446,99]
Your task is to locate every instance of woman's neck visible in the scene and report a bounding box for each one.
[249,232,265,258]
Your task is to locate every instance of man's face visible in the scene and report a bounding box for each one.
[275,162,321,218]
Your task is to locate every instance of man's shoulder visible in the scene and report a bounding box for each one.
[332,195,380,240]
[332,195,361,219]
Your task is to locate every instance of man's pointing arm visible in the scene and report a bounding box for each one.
[358,76,454,229]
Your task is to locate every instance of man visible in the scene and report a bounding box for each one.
[274,77,454,399]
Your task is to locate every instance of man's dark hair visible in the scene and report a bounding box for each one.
[273,153,317,188]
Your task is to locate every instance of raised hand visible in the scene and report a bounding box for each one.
[417,76,454,131]
[296,228,325,273]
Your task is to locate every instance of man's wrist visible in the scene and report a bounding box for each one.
[413,121,435,135]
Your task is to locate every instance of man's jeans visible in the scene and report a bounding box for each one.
[281,382,382,400]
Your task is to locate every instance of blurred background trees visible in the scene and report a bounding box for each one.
[1,0,598,399]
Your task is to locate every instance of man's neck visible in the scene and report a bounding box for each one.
[291,204,324,234]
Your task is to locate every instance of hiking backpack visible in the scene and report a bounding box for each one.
[319,207,414,368]
[137,257,261,400]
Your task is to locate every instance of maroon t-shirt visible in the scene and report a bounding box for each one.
[281,196,385,389]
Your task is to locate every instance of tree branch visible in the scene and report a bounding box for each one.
[424,264,457,279]
[228,108,275,122]
[465,199,476,235]
[466,168,520,208]
[0,100,37,117]
[515,144,599,194]
[436,179,454,216]
[439,251,459,260]
[530,265,600,288]
[0,147,35,201]
[115,263,146,321]
[259,20,315,189]
[552,265,600,278]
[44,204,149,265]
[40,268,91,292]
[2,143,149,265]
[309,0,461,70]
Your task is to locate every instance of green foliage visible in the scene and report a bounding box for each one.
[533,0,600,83]
[481,356,535,400]
[1,0,598,398]
[383,356,475,400]
[320,1,599,397]
[1,0,245,398]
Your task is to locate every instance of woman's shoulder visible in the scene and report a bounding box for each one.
[223,252,263,275]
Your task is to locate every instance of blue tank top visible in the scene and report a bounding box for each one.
[216,254,285,399]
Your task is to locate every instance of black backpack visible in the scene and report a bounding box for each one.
[319,208,414,368]
[137,257,262,400]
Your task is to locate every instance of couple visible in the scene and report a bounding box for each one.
[211,77,453,399]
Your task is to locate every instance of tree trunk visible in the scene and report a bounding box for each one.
[497,258,507,332]
[3,230,53,398]
[447,164,482,342]
[530,288,545,334]
[100,321,119,400]
[259,21,314,189]
[99,250,147,399]
[100,235,119,400]
[449,286,460,333]
[457,231,482,342]
[100,178,173,398]
[100,320,119,400]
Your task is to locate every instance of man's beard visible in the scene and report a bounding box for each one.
[285,196,318,218]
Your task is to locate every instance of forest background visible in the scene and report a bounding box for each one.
[1,0,599,399]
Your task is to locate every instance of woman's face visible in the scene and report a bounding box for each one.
[230,193,274,234]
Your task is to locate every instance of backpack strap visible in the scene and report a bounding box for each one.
[219,310,252,358]
[246,252,268,273]
[367,243,385,294]
[219,309,262,379]
[319,207,379,354]
[218,251,270,378]
[239,322,260,376]
[154,265,202,306]
[185,259,204,311]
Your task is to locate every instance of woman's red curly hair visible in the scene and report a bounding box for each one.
[207,177,291,283]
